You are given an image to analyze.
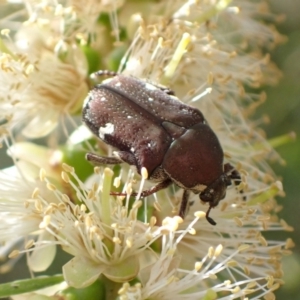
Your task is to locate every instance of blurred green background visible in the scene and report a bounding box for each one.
[0,0,299,299]
[258,0,300,299]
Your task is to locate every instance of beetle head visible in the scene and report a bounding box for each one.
[199,172,232,225]
[199,163,242,225]
[200,173,231,205]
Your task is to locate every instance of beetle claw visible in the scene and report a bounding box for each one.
[206,206,217,226]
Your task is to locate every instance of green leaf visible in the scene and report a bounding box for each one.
[61,145,94,182]
[247,181,283,206]
[81,45,102,74]
[0,275,64,298]
[107,45,127,72]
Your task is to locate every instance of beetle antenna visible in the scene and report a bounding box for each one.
[206,206,217,226]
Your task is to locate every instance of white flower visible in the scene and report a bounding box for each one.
[6,164,162,288]
[0,166,58,273]
[0,43,88,139]
[0,0,293,299]
[118,212,289,300]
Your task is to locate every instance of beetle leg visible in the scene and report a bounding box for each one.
[159,87,175,96]
[224,163,241,184]
[91,70,119,79]
[206,206,217,226]
[114,151,138,167]
[86,151,138,167]
[224,163,245,200]
[86,152,123,165]
[151,83,175,96]
[133,179,173,197]
[178,189,191,218]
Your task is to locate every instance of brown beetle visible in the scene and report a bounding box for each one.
[82,71,242,225]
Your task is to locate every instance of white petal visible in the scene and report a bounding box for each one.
[104,255,140,283]
[28,232,56,272]
[22,110,59,138]
[68,125,94,145]
[63,256,106,288]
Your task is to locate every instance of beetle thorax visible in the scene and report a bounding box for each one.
[162,123,224,191]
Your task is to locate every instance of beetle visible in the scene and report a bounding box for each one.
[82,70,242,225]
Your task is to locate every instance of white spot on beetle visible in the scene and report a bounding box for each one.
[99,123,114,139]
[100,96,106,101]
[145,82,157,91]
[127,116,132,119]
[130,147,135,152]
[148,97,153,102]
[115,82,122,87]
[147,141,156,148]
